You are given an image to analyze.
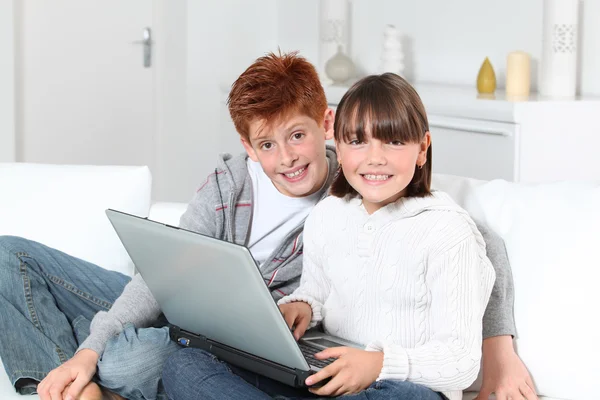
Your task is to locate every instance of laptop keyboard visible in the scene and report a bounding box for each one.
[298,342,336,368]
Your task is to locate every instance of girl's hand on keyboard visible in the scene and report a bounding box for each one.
[279,301,312,340]
[306,347,383,396]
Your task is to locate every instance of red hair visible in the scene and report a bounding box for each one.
[227,51,327,141]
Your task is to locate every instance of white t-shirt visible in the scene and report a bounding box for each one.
[247,159,325,267]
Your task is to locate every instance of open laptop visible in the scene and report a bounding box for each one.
[105,209,360,388]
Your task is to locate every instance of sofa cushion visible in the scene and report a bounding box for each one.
[433,174,600,400]
[0,163,152,276]
[148,202,188,226]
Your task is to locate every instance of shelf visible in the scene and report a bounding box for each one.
[323,82,600,124]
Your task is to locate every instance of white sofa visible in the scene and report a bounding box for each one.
[0,163,598,400]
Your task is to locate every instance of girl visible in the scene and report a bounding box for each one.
[161,73,495,400]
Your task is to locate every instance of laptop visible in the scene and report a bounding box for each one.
[105,209,360,388]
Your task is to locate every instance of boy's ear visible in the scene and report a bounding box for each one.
[241,138,259,162]
[323,108,335,141]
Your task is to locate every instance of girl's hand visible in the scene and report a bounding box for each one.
[305,347,383,396]
[279,302,312,340]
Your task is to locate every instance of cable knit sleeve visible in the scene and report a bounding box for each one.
[365,233,495,392]
[278,206,331,328]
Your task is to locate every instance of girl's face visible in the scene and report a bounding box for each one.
[336,127,430,214]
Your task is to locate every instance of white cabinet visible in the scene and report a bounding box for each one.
[428,115,517,181]
[325,83,600,183]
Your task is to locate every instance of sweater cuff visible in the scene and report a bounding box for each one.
[366,340,409,381]
[278,294,323,328]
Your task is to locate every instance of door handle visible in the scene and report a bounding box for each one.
[132,27,152,68]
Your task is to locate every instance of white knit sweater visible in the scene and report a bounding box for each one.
[279,191,495,400]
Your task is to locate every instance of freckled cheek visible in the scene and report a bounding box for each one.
[262,154,280,175]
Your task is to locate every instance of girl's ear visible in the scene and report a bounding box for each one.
[335,141,342,166]
[417,131,431,166]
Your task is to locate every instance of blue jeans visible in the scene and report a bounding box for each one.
[162,348,446,400]
[0,236,180,400]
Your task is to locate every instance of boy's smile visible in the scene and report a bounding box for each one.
[241,110,334,198]
[281,164,309,182]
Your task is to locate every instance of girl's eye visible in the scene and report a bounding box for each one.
[261,142,273,150]
[389,141,404,146]
[348,139,362,145]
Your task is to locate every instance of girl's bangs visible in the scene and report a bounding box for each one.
[335,80,426,144]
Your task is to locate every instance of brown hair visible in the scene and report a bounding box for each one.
[227,51,328,142]
[330,73,432,198]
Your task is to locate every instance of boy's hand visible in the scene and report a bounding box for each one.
[476,336,538,400]
[37,348,99,400]
[305,347,383,396]
[279,302,312,340]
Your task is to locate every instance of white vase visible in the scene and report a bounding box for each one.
[319,0,351,83]
[325,45,355,85]
[539,0,579,98]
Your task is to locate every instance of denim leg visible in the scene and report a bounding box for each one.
[161,348,445,400]
[0,236,130,392]
[340,380,445,400]
[162,348,276,400]
[162,348,317,400]
[97,325,179,400]
[227,362,317,399]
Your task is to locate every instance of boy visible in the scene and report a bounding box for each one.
[0,52,535,400]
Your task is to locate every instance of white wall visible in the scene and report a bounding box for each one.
[277,0,600,96]
[0,0,15,161]
[579,0,600,95]
[170,0,278,201]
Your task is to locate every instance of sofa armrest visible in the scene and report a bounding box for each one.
[149,202,188,226]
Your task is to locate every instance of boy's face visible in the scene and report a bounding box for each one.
[241,109,334,198]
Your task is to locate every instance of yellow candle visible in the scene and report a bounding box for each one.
[506,51,531,97]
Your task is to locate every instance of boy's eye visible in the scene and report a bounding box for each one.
[261,142,273,150]
[292,132,304,140]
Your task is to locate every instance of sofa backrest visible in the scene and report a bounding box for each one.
[0,163,152,276]
[433,173,600,400]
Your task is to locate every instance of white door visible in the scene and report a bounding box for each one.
[17,1,155,169]
[0,1,15,162]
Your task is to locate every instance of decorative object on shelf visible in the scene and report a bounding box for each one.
[506,51,531,99]
[319,0,351,84]
[476,57,496,94]
[325,45,356,85]
[540,0,579,98]
[380,25,404,76]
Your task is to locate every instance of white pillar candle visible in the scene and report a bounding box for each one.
[506,51,531,97]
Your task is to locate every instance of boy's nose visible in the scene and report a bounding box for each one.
[280,146,299,166]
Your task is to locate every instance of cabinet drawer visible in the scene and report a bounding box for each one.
[429,115,518,181]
